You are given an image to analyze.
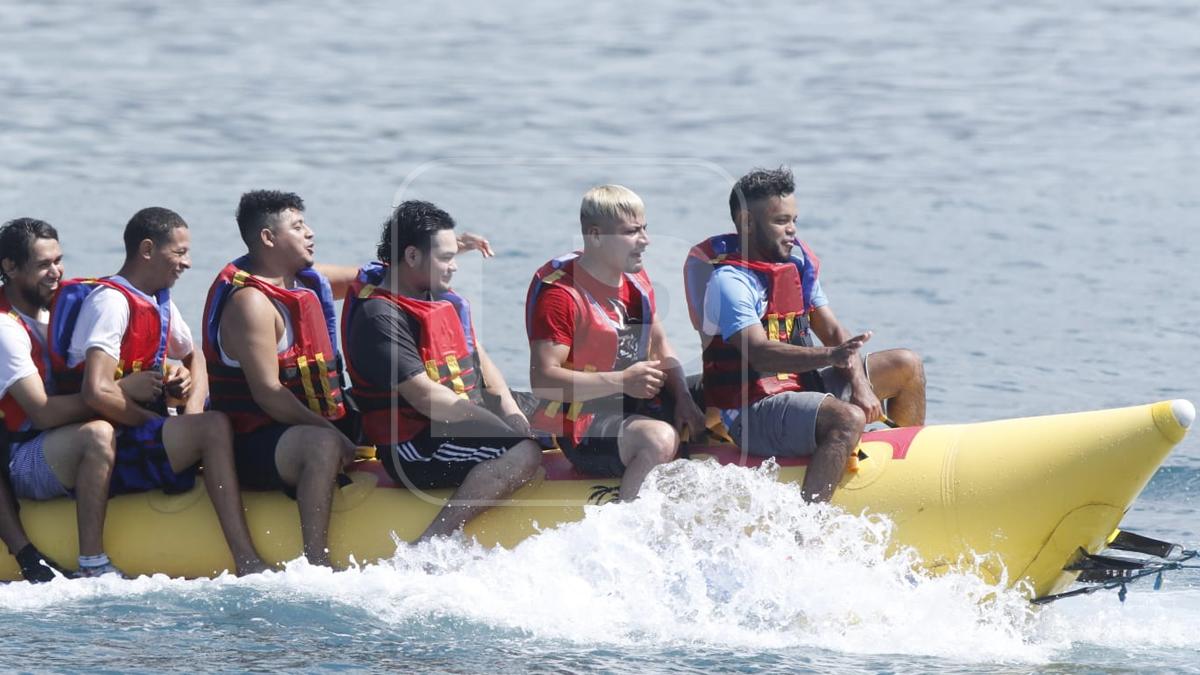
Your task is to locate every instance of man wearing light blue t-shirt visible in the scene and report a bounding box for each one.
[686,167,926,502]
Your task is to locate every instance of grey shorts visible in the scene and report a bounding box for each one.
[7,432,71,500]
[727,356,867,458]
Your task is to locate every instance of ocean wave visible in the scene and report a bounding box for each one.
[3,459,1198,668]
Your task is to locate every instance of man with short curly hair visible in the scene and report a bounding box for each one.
[685,167,926,502]
[54,208,268,575]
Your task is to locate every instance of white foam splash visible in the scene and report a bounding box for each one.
[3,458,1196,665]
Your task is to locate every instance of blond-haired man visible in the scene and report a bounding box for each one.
[526,185,705,500]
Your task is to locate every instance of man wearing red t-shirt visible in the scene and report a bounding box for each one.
[527,185,706,501]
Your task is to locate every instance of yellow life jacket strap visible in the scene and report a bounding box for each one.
[445,354,468,399]
[295,355,322,414]
[314,352,338,412]
[564,365,596,421]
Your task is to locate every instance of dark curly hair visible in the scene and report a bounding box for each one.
[377,200,456,264]
[236,190,306,247]
[124,207,188,258]
[728,166,795,225]
[0,218,59,283]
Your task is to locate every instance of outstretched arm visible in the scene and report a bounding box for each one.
[315,231,491,300]
[313,263,359,301]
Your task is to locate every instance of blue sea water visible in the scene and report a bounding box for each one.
[1,0,1198,671]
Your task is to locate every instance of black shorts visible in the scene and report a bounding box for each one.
[379,417,528,490]
[233,423,292,492]
[559,393,675,478]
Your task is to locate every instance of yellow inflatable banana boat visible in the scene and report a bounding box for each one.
[3,399,1193,598]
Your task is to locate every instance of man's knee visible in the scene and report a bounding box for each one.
[78,421,116,465]
[195,412,234,444]
[892,348,925,384]
[302,429,345,475]
[625,421,678,464]
[818,399,866,444]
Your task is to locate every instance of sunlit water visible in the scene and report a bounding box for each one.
[2,0,1198,671]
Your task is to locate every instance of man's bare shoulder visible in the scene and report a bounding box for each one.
[224,285,274,319]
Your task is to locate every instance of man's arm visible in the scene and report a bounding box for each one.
[705,268,868,377]
[6,375,94,429]
[81,348,160,426]
[314,232,492,300]
[221,287,345,430]
[808,306,860,366]
[527,286,662,402]
[313,263,359,301]
[649,321,706,440]
[474,341,530,434]
[809,305,880,420]
[730,321,869,375]
[393,370,512,428]
[475,341,518,406]
[648,321,689,400]
[529,340,663,402]
[178,348,209,415]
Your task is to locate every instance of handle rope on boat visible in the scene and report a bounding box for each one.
[1032,530,1200,605]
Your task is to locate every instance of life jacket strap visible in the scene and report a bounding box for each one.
[564,365,596,421]
[445,354,467,398]
[314,352,338,412]
[295,355,322,414]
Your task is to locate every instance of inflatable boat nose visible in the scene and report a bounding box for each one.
[1172,399,1195,429]
[1153,399,1195,444]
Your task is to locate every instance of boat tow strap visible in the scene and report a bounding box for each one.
[1033,530,1200,605]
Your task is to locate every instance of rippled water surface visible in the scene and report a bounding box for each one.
[2,1,1198,672]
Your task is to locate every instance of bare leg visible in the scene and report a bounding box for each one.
[417,440,542,541]
[42,421,117,557]
[866,349,926,426]
[803,398,865,503]
[0,477,31,555]
[616,416,679,501]
[163,412,268,575]
[273,426,345,567]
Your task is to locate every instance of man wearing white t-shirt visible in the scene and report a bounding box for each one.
[61,207,268,576]
[0,217,122,580]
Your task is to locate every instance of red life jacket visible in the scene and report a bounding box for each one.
[341,261,480,445]
[524,253,654,445]
[683,234,824,410]
[0,290,51,433]
[202,259,346,434]
[46,277,172,396]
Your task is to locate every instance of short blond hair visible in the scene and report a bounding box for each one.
[580,184,644,231]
